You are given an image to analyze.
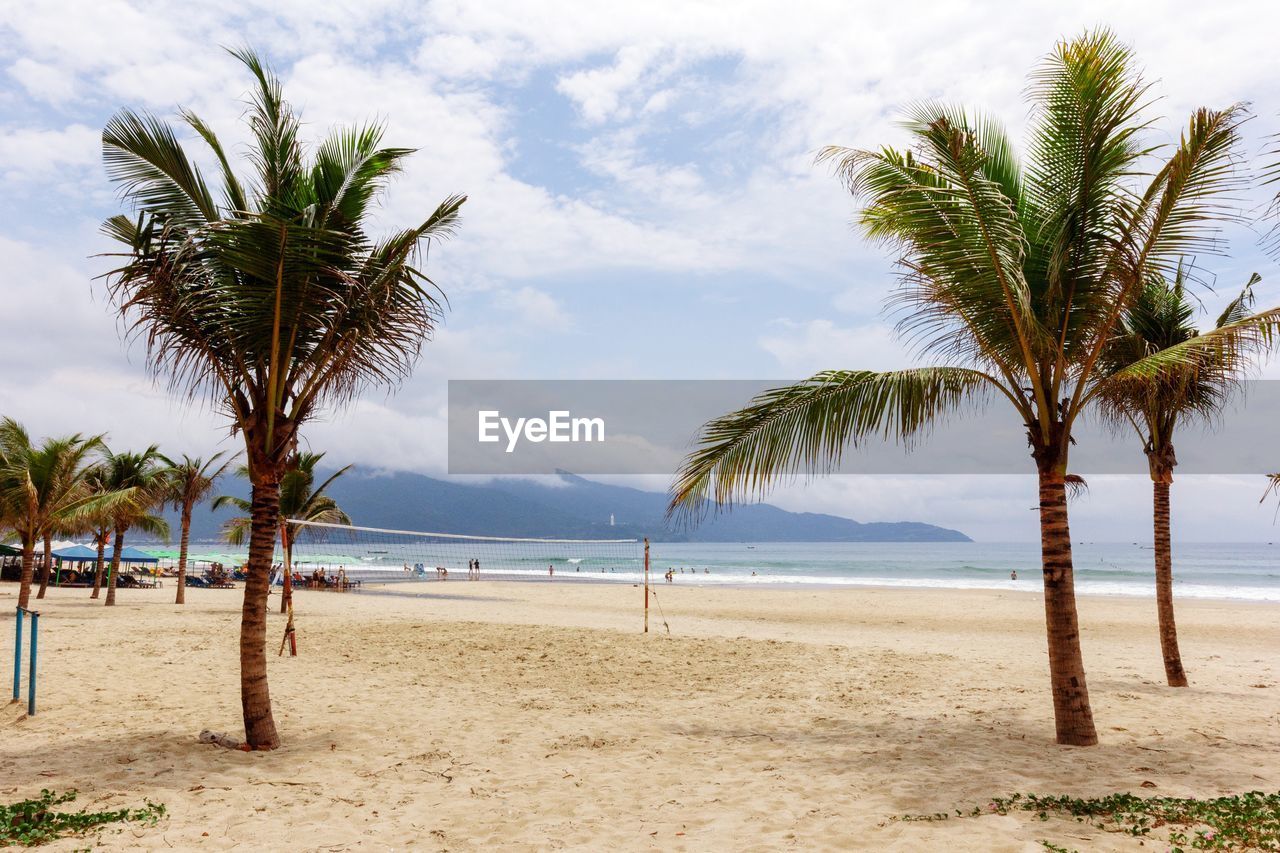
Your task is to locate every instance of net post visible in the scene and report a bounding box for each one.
[11,607,22,703]
[27,612,37,716]
[643,538,649,634]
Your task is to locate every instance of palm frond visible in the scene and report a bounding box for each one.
[1215,273,1261,327]
[212,494,252,514]
[102,109,219,228]
[668,368,1001,522]
[180,108,249,214]
[1024,27,1153,323]
[221,515,252,547]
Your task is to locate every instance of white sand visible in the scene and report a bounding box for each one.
[2,580,1277,851]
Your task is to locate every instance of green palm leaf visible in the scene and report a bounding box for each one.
[668,368,999,521]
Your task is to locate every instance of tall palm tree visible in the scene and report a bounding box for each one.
[98,446,171,606]
[163,452,233,604]
[668,30,1279,746]
[215,451,352,613]
[100,48,463,748]
[0,419,108,609]
[1099,268,1274,687]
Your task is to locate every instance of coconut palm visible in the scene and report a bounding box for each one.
[99,49,463,748]
[215,451,352,613]
[1098,268,1274,687]
[48,468,110,591]
[90,524,112,598]
[162,452,233,604]
[81,465,115,599]
[0,419,109,609]
[668,31,1279,746]
[97,446,171,606]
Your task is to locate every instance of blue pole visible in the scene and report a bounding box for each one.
[11,607,21,703]
[27,612,38,716]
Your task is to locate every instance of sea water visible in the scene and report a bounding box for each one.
[645,541,1280,602]
[170,540,1280,602]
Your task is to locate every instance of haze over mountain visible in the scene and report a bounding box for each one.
[174,470,970,543]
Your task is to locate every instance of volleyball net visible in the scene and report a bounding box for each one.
[287,520,644,584]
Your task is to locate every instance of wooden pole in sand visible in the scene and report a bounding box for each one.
[643,538,649,634]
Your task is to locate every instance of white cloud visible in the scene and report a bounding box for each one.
[7,58,77,102]
[495,286,570,330]
[760,319,911,374]
[0,125,99,182]
[3,0,1280,540]
[556,44,663,123]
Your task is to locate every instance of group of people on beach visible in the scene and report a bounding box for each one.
[401,560,482,580]
[664,566,708,582]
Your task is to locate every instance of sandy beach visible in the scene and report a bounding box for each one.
[2,580,1277,851]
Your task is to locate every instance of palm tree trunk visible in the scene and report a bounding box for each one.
[17,535,35,610]
[1152,481,1188,687]
[176,503,192,605]
[1037,469,1098,746]
[240,475,282,749]
[36,533,53,599]
[91,533,106,599]
[104,526,124,607]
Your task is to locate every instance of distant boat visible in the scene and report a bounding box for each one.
[746,545,756,550]
[368,550,388,554]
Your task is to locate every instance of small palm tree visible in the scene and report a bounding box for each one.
[100,48,462,748]
[0,419,108,608]
[668,30,1279,746]
[98,446,171,606]
[82,465,115,599]
[163,452,233,604]
[215,451,352,612]
[1099,268,1274,687]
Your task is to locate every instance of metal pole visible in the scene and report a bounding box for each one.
[11,607,21,703]
[643,538,649,634]
[27,612,37,716]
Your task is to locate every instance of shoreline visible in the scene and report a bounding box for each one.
[354,574,1280,605]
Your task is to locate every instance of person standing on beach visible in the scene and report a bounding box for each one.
[548,564,554,578]
[1011,570,1018,581]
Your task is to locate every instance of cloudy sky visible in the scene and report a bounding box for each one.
[3,0,1280,541]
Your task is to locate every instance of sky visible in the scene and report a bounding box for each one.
[2,0,1280,541]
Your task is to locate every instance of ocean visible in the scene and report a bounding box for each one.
[164,539,1280,603]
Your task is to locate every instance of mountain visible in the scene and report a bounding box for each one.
[172,469,970,543]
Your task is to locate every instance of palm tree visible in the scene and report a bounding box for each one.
[99,49,463,749]
[90,525,112,599]
[215,451,352,613]
[163,452,233,604]
[667,30,1278,746]
[98,446,171,606]
[83,465,114,599]
[0,419,108,609]
[1098,268,1274,687]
